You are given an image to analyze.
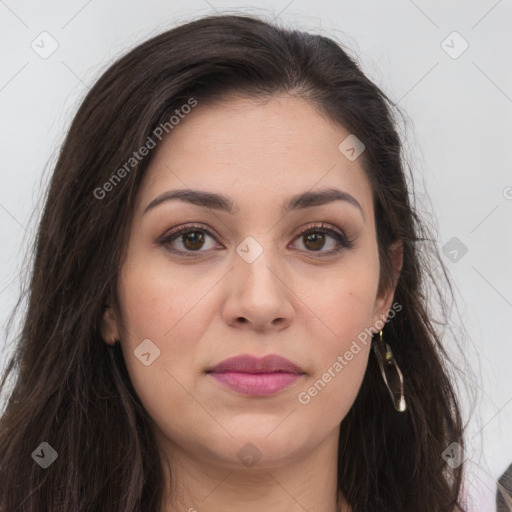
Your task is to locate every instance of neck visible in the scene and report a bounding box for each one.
[158,427,350,512]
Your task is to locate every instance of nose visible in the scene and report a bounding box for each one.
[221,240,295,333]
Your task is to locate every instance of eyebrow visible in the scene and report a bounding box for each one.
[143,187,365,220]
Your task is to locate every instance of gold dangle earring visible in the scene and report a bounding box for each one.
[372,329,406,412]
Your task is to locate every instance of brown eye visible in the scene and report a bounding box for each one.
[158,224,220,256]
[181,230,206,250]
[291,224,353,256]
[303,232,326,251]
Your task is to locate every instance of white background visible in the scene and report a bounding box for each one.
[1,1,511,510]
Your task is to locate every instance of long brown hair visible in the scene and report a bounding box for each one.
[0,13,468,511]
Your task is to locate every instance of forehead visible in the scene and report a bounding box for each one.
[137,95,373,218]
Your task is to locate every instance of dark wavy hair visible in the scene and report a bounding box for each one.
[0,13,468,512]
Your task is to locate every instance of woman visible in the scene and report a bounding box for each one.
[0,13,467,512]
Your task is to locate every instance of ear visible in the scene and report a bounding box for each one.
[372,239,403,329]
[101,304,121,345]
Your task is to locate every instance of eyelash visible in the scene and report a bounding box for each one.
[157,222,354,258]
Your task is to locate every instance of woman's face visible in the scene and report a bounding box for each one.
[103,94,400,471]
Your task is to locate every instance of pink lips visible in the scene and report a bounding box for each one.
[207,354,305,396]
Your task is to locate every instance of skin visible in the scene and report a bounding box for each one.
[102,94,402,512]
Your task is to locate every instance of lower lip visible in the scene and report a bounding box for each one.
[209,371,303,396]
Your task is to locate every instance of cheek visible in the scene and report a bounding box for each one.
[115,247,236,414]
[295,284,377,431]
[115,256,204,389]
[297,250,379,415]
[312,251,380,349]
[116,252,210,342]
[312,289,375,383]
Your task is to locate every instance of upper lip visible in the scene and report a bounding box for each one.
[207,354,305,374]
